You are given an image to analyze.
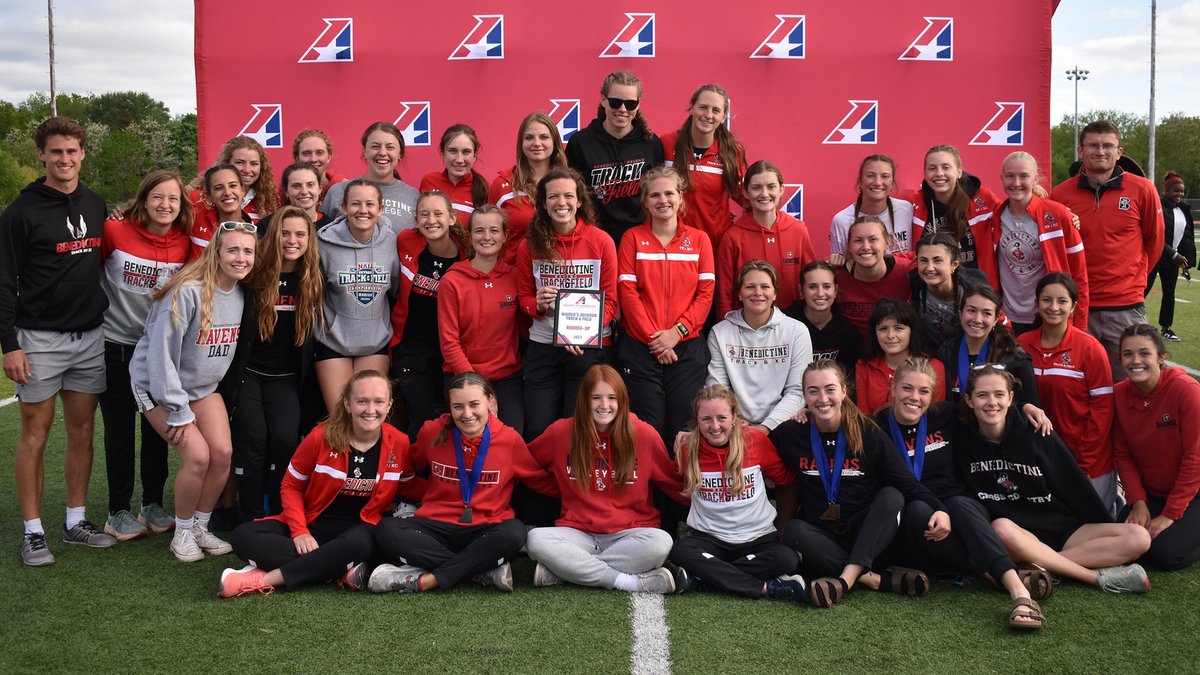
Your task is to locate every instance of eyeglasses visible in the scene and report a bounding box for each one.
[1082,143,1119,152]
[219,221,257,234]
[606,97,640,111]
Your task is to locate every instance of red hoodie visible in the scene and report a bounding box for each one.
[1112,367,1200,520]
[268,423,424,536]
[993,193,1090,328]
[420,171,478,228]
[515,218,619,345]
[617,222,715,344]
[854,354,946,415]
[1019,325,1114,477]
[438,259,523,380]
[715,210,816,318]
[389,228,465,349]
[528,416,687,533]
[488,167,536,266]
[412,415,559,526]
[660,130,747,248]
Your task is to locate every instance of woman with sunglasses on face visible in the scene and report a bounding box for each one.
[660,84,747,248]
[874,358,1048,630]
[957,364,1152,594]
[829,155,915,259]
[566,71,665,244]
[907,144,999,288]
[322,121,420,231]
[421,124,489,228]
[129,220,257,562]
[489,113,569,265]
[526,365,687,594]
[220,206,324,520]
[1112,324,1200,571]
[1018,273,1118,514]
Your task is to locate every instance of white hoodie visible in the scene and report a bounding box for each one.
[706,308,813,430]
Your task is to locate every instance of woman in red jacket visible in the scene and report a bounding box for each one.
[190,135,279,225]
[1113,324,1200,570]
[438,205,524,434]
[1018,273,1117,513]
[390,191,466,438]
[854,300,945,414]
[993,152,1089,334]
[370,372,556,593]
[217,370,417,596]
[516,167,619,440]
[907,144,998,287]
[489,113,568,265]
[420,124,488,228]
[660,84,747,248]
[618,166,715,445]
[715,160,815,318]
[526,365,688,594]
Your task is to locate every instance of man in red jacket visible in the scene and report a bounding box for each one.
[1051,120,1163,381]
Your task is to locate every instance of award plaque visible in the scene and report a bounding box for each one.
[552,290,605,349]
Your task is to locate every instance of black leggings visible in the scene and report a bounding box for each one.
[99,341,168,514]
[670,530,799,598]
[618,337,708,449]
[230,370,301,519]
[901,496,1017,582]
[1121,493,1200,571]
[230,518,376,591]
[522,341,607,441]
[375,516,526,589]
[781,487,904,577]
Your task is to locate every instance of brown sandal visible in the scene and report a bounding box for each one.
[879,566,930,597]
[1008,597,1045,630]
[1018,568,1054,601]
[809,577,849,608]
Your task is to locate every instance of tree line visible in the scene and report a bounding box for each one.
[0,92,1195,205]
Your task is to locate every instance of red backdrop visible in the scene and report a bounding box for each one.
[196,0,1053,255]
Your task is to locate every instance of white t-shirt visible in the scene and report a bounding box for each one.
[828,197,915,255]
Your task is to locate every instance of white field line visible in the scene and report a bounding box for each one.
[1167,361,1200,377]
[629,592,672,675]
[1175,298,1190,304]
[0,395,17,407]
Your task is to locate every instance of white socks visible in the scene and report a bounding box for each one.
[24,518,45,535]
[613,573,640,592]
[65,506,86,530]
[176,516,195,530]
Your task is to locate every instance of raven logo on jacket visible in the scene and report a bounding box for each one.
[67,215,87,240]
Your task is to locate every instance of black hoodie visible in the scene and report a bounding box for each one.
[566,117,664,244]
[0,178,108,352]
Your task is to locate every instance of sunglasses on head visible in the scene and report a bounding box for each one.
[219,221,257,234]
[971,363,1007,371]
[606,97,640,111]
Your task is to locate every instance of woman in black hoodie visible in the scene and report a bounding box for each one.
[957,364,1151,593]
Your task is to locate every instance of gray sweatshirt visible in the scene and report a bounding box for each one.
[321,176,419,232]
[129,280,244,427]
[314,216,400,356]
[706,308,813,430]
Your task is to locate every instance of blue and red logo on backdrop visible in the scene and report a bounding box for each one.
[394,102,431,147]
[971,102,1024,145]
[449,15,504,60]
[601,13,655,57]
[783,184,804,220]
[549,99,581,142]
[298,18,353,63]
[751,15,805,58]
[823,101,878,144]
[899,17,952,61]
[238,104,283,149]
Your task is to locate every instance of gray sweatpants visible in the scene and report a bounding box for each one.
[525,526,672,589]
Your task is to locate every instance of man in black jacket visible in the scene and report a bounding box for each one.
[1146,171,1196,342]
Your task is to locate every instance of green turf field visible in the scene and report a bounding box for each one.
[1,271,1199,673]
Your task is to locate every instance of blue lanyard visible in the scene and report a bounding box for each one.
[956,335,990,395]
[888,411,928,480]
[809,424,847,502]
[453,424,491,507]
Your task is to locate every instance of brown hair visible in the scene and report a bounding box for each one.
[34,116,87,150]
[511,113,568,207]
[292,129,333,162]
[598,71,654,141]
[853,154,897,231]
[527,166,599,261]
[214,136,280,215]
[924,144,969,241]
[1080,120,1121,145]
[127,170,193,237]
[569,365,636,493]
[416,190,468,251]
[323,370,391,453]
[802,360,878,456]
[248,205,324,345]
[439,124,489,208]
[279,162,321,206]
[466,204,508,259]
[958,284,1020,361]
[434,372,497,446]
[672,85,745,199]
[678,384,746,497]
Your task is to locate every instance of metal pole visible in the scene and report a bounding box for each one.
[1066,67,1089,161]
[1148,0,1157,182]
[48,0,56,117]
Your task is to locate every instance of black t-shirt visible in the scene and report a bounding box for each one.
[312,436,382,527]
[872,402,963,501]
[395,248,457,369]
[247,270,300,375]
[783,303,861,377]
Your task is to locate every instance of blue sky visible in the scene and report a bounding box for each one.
[0,1,1195,120]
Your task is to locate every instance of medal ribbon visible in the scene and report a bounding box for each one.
[956,335,990,395]
[809,424,847,503]
[453,424,491,509]
[888,411,928,480]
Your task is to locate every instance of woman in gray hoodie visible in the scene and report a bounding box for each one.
[313,179,400,413]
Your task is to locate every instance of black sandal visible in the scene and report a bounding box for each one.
[879,566,930,597]
[809,577,849,608]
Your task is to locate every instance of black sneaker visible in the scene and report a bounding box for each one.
[765,574,808,603]
[1162,328,1182,342]
[663,561,692,594]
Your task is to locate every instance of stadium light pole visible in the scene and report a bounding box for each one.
[1066,66,1089,161]
[1148,0,1157,182]
[48,0,57,117]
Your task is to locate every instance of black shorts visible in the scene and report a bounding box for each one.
[1029,520,1086,552]
[313,341,389,362]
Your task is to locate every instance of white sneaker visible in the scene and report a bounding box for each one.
[532,562,560,588]
[192,523,233,555]
[635,568,676,594]
[472,562,514,592]
[368,563,426,593]
[170,527,204,563]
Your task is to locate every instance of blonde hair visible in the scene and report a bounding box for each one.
[323,370,391,453]
[153,223,256,343]
[1002,150,1048,198]
[802,360,877,456]
[678,385,746,497]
